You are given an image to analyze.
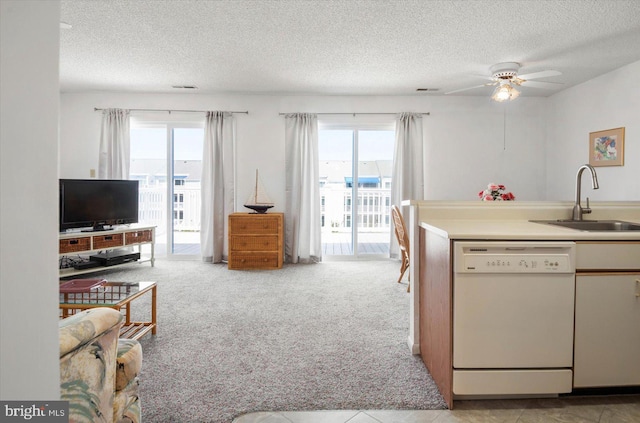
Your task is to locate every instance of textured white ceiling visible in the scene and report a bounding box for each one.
[59,0,640,96]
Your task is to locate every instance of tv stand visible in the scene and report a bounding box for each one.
[59,225,155,277]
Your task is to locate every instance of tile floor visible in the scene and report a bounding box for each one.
[233,394,640,423]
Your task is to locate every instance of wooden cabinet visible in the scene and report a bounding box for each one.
[419,228,454,408]
[574,273,640,387]
[228,213,283,270]
[573,242,640,388]
[59,226,155,277]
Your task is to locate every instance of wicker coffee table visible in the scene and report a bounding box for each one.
[59,281,157,340]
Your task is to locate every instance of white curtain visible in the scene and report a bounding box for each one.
[284,113,321,263]
[98,108,130,179]
[201,111,235,263]
[390,112,425,256]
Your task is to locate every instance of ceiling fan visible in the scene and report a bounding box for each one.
[445,62,563,102]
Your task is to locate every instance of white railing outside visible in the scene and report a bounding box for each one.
[320,187,391,233]
[173,186,201,231]
[140,185,390,236]
[139,185,201,235]
[139,186,166,233]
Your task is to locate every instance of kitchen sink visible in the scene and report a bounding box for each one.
[530,219,640,231]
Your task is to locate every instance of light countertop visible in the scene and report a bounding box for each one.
[408,201,640,241]
[420,219,640,241]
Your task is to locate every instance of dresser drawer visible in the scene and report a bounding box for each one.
[230,235,279,251]
[60,237,91,253]
[229,216,280,234]
[228,252,280,269]
[92,233,124,249]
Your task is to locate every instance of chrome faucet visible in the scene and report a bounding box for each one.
[572,164,599,220]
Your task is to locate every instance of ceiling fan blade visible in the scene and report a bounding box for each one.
[471,75,496,81]
[520,80,564,89]
[445,83,494,95]
[518,70,561,80]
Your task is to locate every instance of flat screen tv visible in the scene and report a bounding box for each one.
[59,179,139,232]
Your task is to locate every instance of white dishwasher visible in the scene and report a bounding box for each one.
[452,241,576,398]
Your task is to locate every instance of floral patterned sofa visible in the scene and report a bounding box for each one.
[59,307,142,423]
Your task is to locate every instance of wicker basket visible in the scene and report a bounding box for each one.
[125,230,153,245]
[59,237,91,254]
[93,233,124,250]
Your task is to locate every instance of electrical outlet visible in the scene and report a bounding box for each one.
[90,169,96,178]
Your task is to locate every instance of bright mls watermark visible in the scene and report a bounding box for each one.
[1,401,68,422]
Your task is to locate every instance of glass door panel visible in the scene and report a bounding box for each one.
[356,130,394,256]
[319,130,353,256]
[171,128,203,255]
[130,127,167,256]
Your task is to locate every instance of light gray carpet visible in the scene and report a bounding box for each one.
[87,259,447,422]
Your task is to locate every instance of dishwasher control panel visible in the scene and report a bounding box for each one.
[461,254,573,273]
[454,242,576,273]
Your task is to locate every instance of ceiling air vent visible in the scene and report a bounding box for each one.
[172,85,198,90]
[416,88,439,92]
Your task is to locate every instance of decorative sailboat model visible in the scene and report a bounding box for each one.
[244,169,274,213]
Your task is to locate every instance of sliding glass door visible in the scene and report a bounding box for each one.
[130,123,204,257]
[319,126,395,258]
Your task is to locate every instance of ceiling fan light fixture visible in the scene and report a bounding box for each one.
[491,82,520,102]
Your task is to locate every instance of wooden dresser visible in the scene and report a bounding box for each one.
[228,213,284,270]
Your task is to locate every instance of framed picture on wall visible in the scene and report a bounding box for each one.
[589,127,625,167]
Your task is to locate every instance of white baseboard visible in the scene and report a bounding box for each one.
[408,335,420,355]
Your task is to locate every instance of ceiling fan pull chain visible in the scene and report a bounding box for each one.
[503,106,507,151]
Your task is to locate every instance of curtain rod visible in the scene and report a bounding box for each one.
[278,112,429,116]
[94,107,249,114]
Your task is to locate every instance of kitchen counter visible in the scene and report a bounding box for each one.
[403,201,640,408]
[401,200,640,241]
[420,218,640,240]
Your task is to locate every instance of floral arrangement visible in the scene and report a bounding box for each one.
[478,183,515,201]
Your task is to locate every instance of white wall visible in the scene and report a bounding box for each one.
[60,93,549,206]
[0,0,61,399]
[423,96,548,200]
[546,60,640,201]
